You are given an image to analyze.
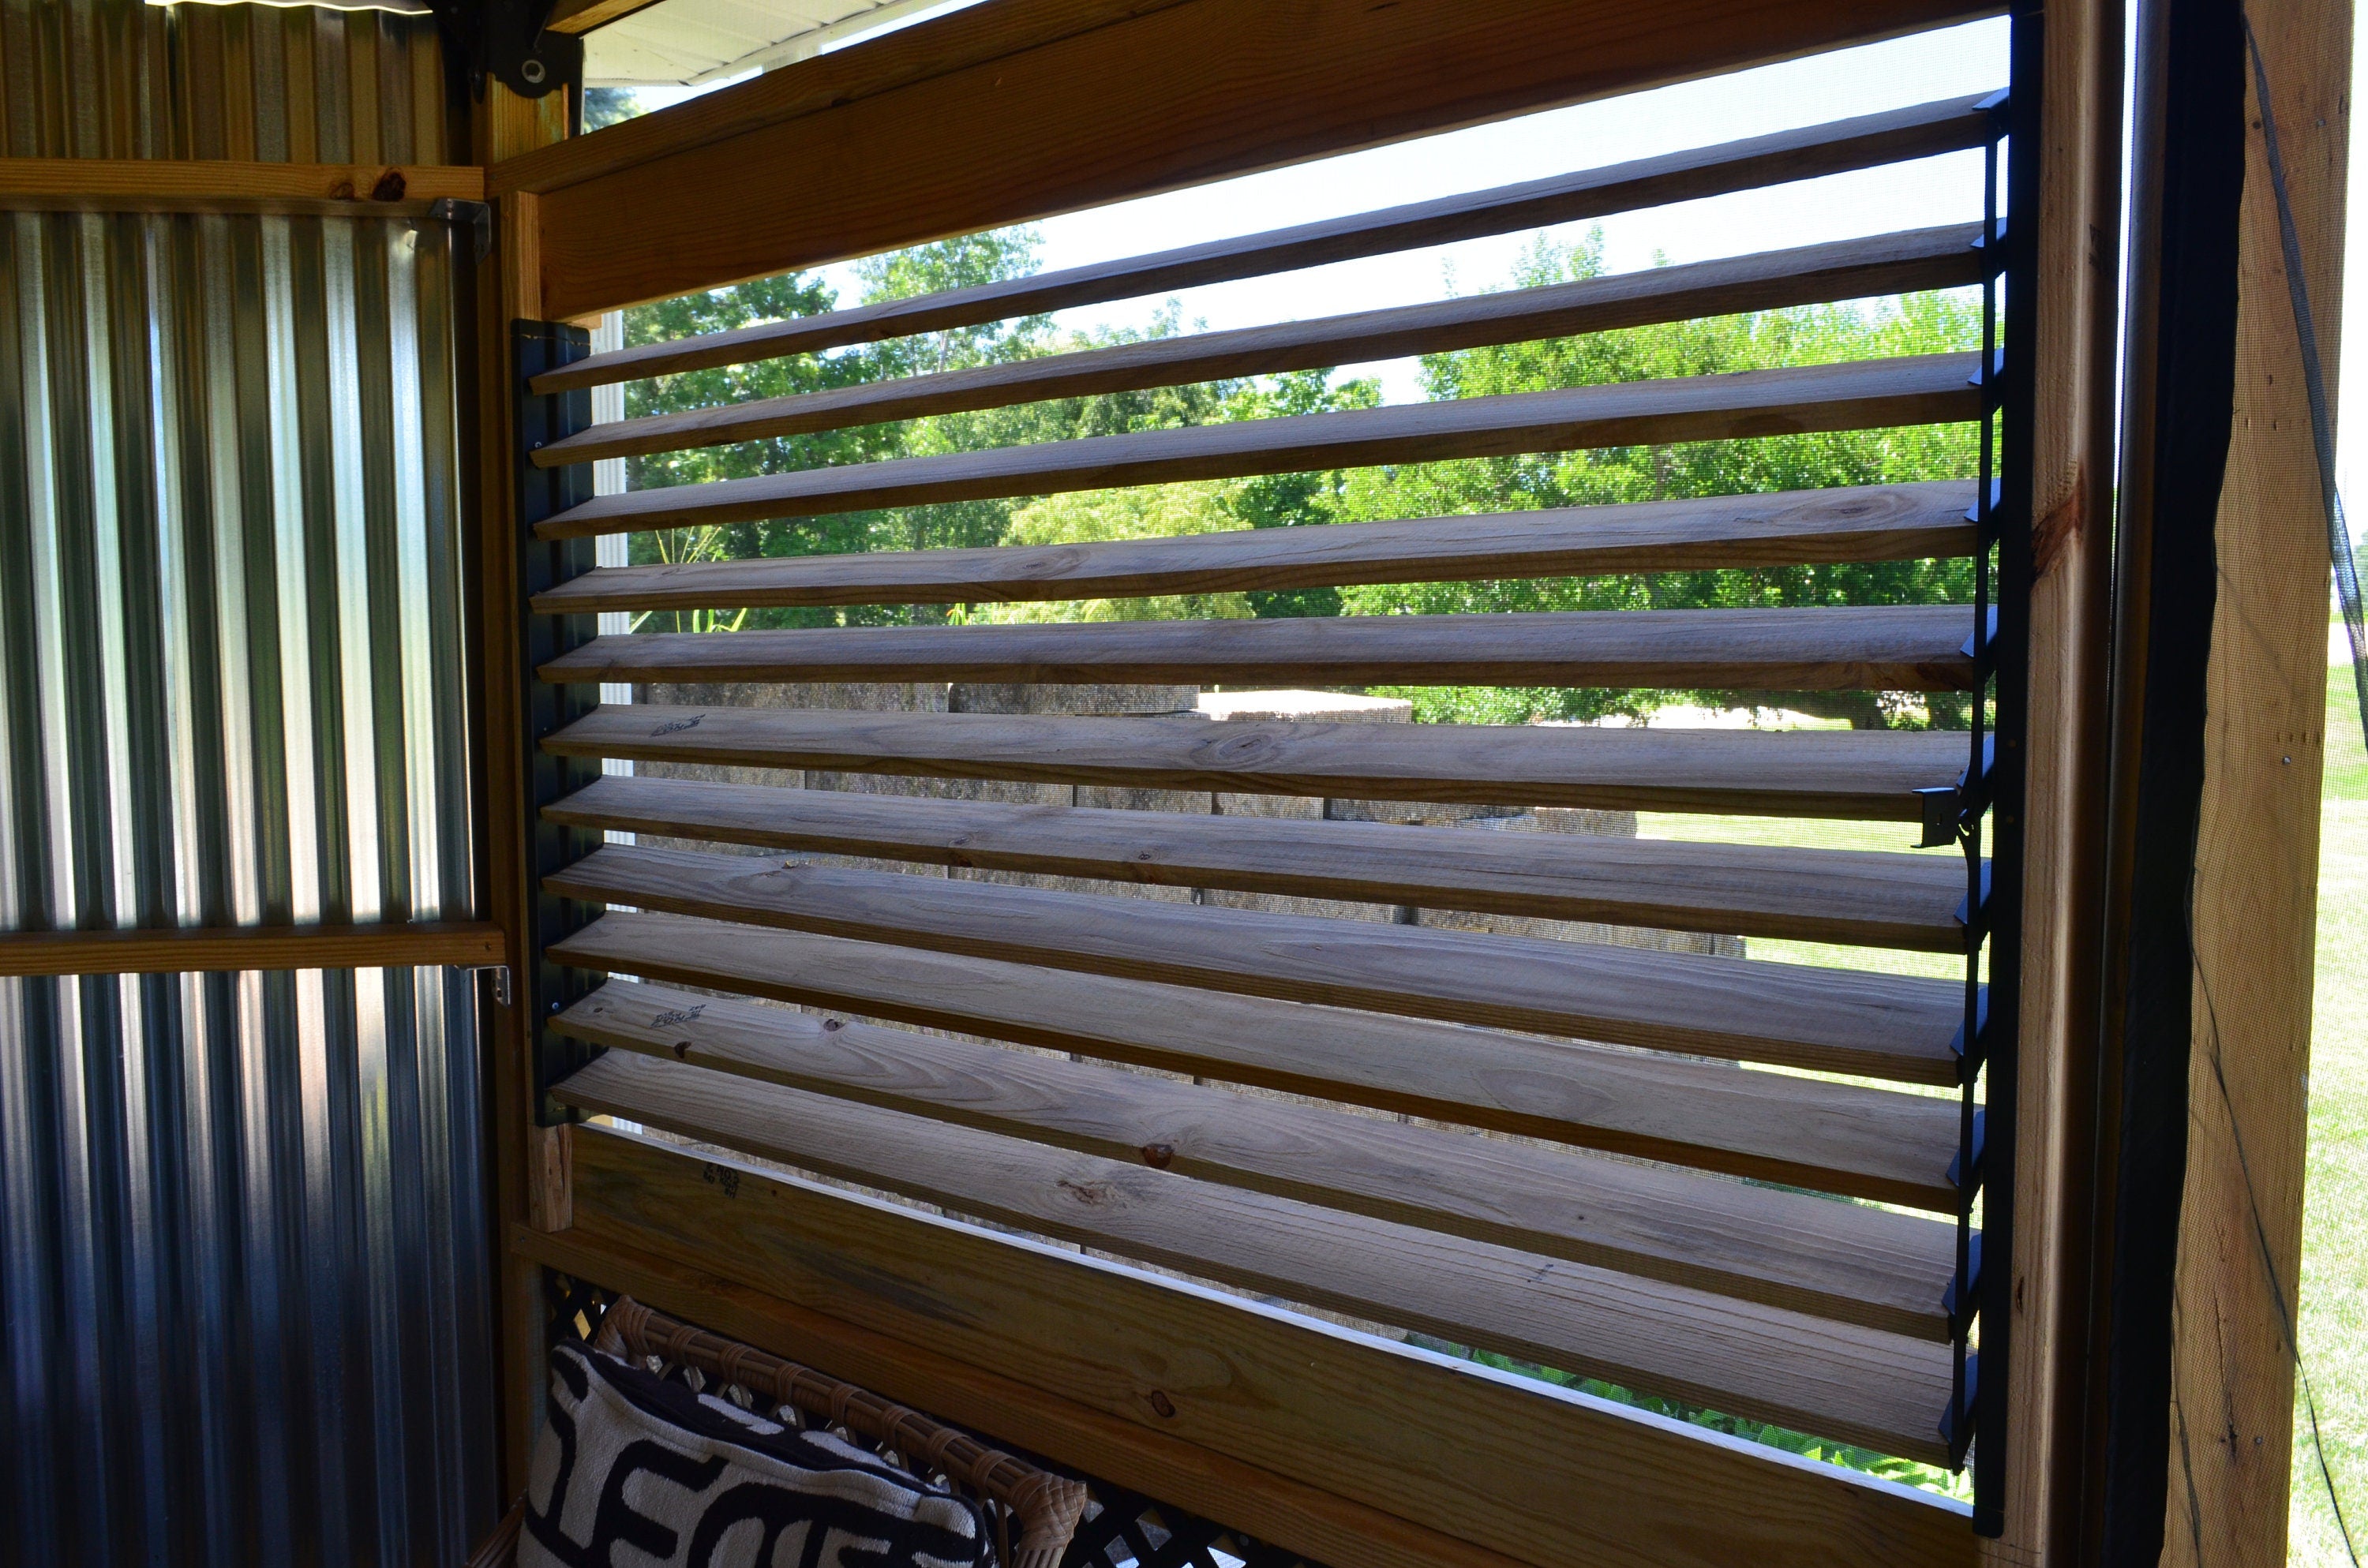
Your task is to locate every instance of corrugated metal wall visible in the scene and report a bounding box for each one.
[0,4,497,1565]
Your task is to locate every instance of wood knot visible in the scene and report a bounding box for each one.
[369,168,407,202]
[1139,1143,1175,1169]
[672,1040,693,1059]
[822,1018,845,1031]
[1146,1390,1176,1419]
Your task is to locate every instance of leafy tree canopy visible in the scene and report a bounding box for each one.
[614,224,1983,726]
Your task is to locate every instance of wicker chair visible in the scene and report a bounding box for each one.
[465,1297,1090,1568]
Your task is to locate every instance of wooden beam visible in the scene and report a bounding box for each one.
[545,773,1973,950]
[530,482,1980,614]
[545,842,1967,1083]
[546,702,1970,821]
[556,1126,1980,1568]
[0,157,485,215]
[559,1049,1954,1458]
[545,0,669,32]
[0,920,504,977]
[533,355,1983,537]
[2161,2,2349,1563]
[508,0,1998,317]
[541,605,1977,693]
[469,80,568,1501]
[508,1229,1534,1568]
[553,911,1965,1208]
[553,978,1959,1334]
[1991,0,2124,1558]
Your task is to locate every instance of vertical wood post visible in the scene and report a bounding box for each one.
[1990,0,2122,1558]
[471,80,571,1497]
[2165,0,2350,1562]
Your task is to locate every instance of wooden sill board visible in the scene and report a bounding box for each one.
[549,1129,1980,1568]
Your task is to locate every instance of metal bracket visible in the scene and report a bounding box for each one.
[427,0,582,100]
[1955,859,1995,937]
[459,963,514,1008]
[1939,1350,1981,1462]
[1946,1106,1989,1195]
[515,318,602,1125]
[427,197,494,264]
[1941,1233,1985,1338]
[1915,785,1960,849]
[1950,987,1992,1065]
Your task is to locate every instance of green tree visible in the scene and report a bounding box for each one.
[1331,231,1982,726]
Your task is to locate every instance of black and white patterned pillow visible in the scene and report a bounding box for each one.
[523,1342,991,1568]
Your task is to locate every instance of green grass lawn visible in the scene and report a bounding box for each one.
[1632,669,2367,1546]
[2294,663,2367,1564]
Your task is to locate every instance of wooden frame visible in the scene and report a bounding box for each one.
[0,921,501,978]
[541,1127,1976,1568]
[2163,0,2347,1561]
[466,1,2130,1561]
[498,0,2000,318]
[0,158,483,215]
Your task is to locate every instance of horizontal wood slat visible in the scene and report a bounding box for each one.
[553,979,1957,1334]
[530,481,1980,614]
[526,101,1991,387]
[541,604,1976,692]
[533,354,1984,539]
[543,844,1967,1083]
[546,703,1969,821]
[545,773,1972,950]
[556,1050,1954,1461]
[0,157,485,215]
[0,919,505,977]
[534,226,1985,461]
[553,912,1964,1207]
[519,0,1994,320]
[555,1132,1980,1568]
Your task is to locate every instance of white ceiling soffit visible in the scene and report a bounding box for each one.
[584,0,950,87]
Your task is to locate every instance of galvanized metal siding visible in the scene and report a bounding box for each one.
[0,6,495,1565]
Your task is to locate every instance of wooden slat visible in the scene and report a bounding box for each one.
[545,702,1969,821]
[526,107,1991,390]
[534,354,1983,538]
[553,912,1964,1206]
[558,1050,1954,1461]
[0,920,504,978]
[553,978,1958,1334]
[540,604,1976,692]
[0,157,485,215]
[554,1132,1981,1568]
[515,0,1995,320]
[531,481,1980,614]
[546,773,1972,950]
[544,844,1967,1082]
[534,226,1984,457]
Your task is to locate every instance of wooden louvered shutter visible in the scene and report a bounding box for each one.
[478,5,2117,1565]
